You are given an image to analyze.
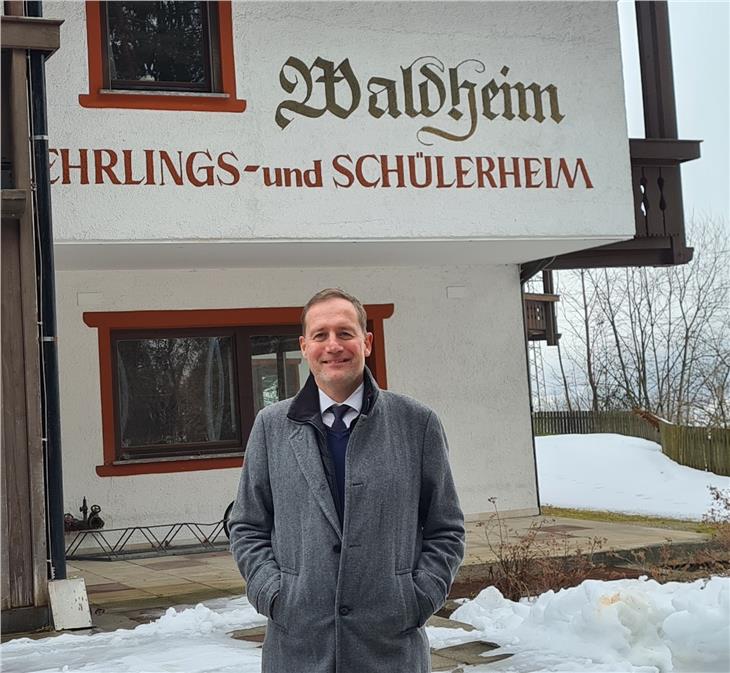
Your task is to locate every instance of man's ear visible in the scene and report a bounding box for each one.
[364,332,373,357]
[299,335,306,354]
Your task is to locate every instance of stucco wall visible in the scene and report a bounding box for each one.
[56,264,537,529]
[44,1,634,247]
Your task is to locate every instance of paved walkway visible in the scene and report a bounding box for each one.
[66,513,707,621]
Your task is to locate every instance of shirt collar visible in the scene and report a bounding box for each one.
[318,381,364,416]
[287,368,379,424]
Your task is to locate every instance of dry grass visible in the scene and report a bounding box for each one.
[540,506,713,534]
[703,486,730,545]
[604,487,730,583]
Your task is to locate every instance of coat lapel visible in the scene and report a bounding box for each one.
[290,425,342,539]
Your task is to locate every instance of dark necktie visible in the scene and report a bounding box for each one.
[327,404,351,523]
[330,404,350,432]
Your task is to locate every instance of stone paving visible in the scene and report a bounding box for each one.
[59,513,708,623]
[67,513,708,613]
[227,615,511,671]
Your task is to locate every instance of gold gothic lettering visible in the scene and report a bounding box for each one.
[275,57,565,144]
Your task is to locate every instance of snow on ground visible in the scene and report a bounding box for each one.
[0,596,266,673]
[450,576,730,673]
[4,433,729,672]
[2,578,729,673]
[535,433,730,520]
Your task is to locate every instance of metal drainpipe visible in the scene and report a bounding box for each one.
[26,0,66,581]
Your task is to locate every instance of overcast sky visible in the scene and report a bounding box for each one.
[618,0,730,224]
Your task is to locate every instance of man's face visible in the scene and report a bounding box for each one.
[300,298,373,402]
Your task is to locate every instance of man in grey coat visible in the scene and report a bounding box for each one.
[229,288,465,673]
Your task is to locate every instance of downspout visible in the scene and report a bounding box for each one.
[26,0,66,581]
[520,277,542,515]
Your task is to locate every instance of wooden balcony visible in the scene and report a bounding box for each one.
[524,293,560,345]
[523,2,702,276]
[545,138,701,270]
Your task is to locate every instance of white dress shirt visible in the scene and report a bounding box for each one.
[318,381,364,429]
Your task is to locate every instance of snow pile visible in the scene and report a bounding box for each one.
[3,582,729,673]
[447,576,730,672]
[0,597,266,673]
[535,433,730,520]
[422,625,484,651]
[132,597,261,636]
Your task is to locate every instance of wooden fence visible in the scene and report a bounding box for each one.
[532,410,660,442]
[533,410,730,476]
[660,423,730,476]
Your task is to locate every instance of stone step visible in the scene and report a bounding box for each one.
[229,615,513,670]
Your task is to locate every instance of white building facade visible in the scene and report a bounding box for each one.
[44,1,636,530]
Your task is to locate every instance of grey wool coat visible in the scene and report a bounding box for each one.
[229,368,465,673]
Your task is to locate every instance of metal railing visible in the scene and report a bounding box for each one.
[65,519,228,561]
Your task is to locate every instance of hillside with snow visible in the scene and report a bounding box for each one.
[535,433,730,520]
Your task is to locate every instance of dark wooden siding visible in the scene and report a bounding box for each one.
[1,9,53,626]
[1,219,36,610]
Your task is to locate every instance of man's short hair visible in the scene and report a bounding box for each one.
[301,288,368,335]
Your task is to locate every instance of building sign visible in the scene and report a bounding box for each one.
[49,147,593,191]
[274,56,565,144]
[45,2,634,244]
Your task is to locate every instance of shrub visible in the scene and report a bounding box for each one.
[476,498,606,601]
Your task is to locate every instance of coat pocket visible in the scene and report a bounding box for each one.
[270,567,298,633]
[396,570,421,634]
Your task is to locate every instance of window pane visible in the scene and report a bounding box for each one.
[116,335,238,449]
[250,335,307,413]
[106,1,208,87]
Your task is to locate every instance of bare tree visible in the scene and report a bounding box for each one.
[539,216,730,427]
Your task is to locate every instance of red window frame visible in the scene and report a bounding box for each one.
[79,0,246,113]
[83,305,394,476]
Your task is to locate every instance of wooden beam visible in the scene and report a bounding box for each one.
[0,16,63,55]
[546,238,693,269]
[636,1,678,139]
[523,293,560,303]
[4,32,48,612]
[629,138,701,165]
[1,218,35,608]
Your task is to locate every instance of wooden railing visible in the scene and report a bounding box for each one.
[545,140,700,271]
[523,293,559,345]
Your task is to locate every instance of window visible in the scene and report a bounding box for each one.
[83,305,393,476]
[112,326,303,461]
[103,2,219,93]
[79,1,246,112]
